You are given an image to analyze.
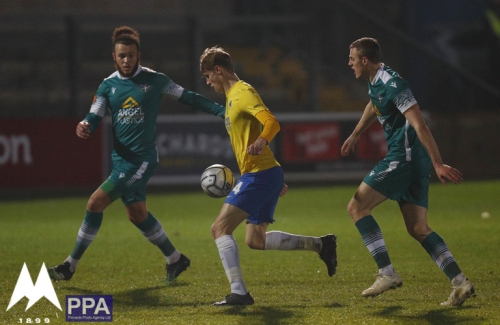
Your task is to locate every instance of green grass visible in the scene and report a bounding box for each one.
[1,180,499,325]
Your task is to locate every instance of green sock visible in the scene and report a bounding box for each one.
[355,215,391,269]
[70,211,103,260]
[135,212,176,257]
[421,232,462,281]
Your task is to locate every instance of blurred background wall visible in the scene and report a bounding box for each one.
[1,0,499,195]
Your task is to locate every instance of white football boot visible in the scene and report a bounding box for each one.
[362,271,403,297]
[440,277,476,306]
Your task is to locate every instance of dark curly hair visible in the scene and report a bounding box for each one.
[112,26,140,51]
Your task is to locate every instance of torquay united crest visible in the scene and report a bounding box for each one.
[7,263,61,311]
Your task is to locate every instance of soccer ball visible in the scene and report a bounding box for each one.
[200,164,235,198]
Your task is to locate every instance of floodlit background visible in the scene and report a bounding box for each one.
[1,0,499,196]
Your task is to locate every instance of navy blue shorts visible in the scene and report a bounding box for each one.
[225,166,284,225]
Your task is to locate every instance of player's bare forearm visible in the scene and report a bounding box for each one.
[341,101,376,156]
[404,105,462,185]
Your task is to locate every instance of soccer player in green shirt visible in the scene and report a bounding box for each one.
[341,37,475,306]
[48,26,225,282]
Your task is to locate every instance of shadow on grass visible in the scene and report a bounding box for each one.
[372,305,484,324]
[214,306,297,325]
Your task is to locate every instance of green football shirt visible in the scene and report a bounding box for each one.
[367,64,427,161]
[84,66,224,163]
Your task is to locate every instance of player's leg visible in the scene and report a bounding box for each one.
[48,186,112,281]
[348,182,402,297]
[125,200,190,282]
[211,203,253,306]
[401,202,476,306]
[245,221,338,276]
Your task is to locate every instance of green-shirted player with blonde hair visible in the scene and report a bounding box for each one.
[342,37,475,306]
[200,46,338,306]
[48,26,225,283]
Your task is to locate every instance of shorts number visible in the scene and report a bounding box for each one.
[232,182,243,194]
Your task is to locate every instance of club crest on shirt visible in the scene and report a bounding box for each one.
[141,84,151,93]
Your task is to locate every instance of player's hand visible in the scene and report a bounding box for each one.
[435,164,463,186]
[280,183,288,197]
[341,135,357,157]
[247,137,267,155]
[76,121,91,139]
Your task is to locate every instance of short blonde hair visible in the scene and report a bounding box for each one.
[200,46,234,73]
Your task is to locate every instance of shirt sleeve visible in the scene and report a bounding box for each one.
[255,109,280,144]
[390,78,417,114]
[178,88,226,117]
[159,74,225,117]
[84,85,108,132]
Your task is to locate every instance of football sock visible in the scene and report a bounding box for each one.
[64,256,79,273]
[166,250,181,265]
[215,235,247,295]
[421,232,462,281]
[451,273,465,286]
[135,212,176,257]
[264,231,321,252]
[69,211,103,270]
[355,215,392,270]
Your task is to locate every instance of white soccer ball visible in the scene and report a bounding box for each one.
[200,164,235,198]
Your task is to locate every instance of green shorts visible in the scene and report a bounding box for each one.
[100,158,158,205]
[363,157,432,209]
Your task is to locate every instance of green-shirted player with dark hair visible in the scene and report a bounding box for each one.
[48,26,225,282]
[341,37,476,306]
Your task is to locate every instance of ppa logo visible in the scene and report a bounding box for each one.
[7,263,61,311]
[66,295,112,322]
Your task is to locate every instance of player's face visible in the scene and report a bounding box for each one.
[113,43,140,77]
[348,48,368,80]
[203,68,224,93]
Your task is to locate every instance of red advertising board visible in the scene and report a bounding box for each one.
[0,119,103,189]
[282,122,341,163]
[356,123,387,161]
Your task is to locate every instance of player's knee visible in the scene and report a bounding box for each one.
[246,237,265,250]
[347,200,361,218]
[127,213,141,224]
[86,197,105,212]
[210,222,226,240]
[406,223,431,240]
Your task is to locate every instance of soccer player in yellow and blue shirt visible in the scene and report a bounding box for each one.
[342,37,475,306]
[48,26,225,283]
[200,46,338,306]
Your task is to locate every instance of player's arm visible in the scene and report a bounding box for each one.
[162,80,225,117]
[341,101,377,156]
[76,94,106,139]
[246,109,280,155]
[404,104,462,185]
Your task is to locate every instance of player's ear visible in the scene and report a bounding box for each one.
[112,52,116,62]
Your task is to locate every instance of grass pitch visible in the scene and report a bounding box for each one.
[0,180,499,324]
